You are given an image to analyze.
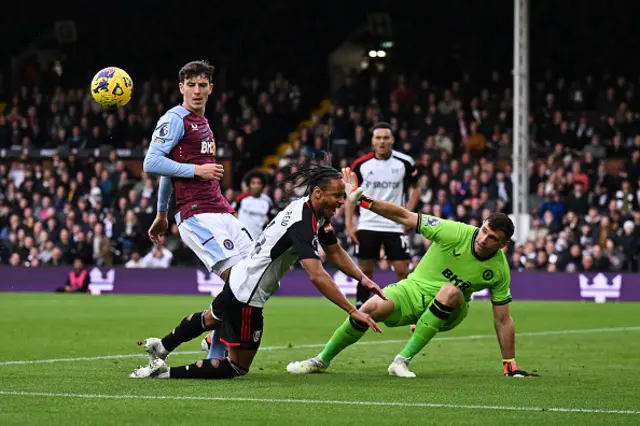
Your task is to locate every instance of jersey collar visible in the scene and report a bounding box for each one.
[374,151,393,161]
[470,228,499,262]
[305,197,325,227]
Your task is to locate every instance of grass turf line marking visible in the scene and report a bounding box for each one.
[1,326,639,366]
[0,391,638,415]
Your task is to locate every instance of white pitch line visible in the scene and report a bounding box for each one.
[1,326,639,367]
[0,391,637,415]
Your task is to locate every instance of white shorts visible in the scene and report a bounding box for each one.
[177,213,254,276]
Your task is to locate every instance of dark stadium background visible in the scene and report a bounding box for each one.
[3,4,640,424]
[2,0,640,273]
[3,1,640,94]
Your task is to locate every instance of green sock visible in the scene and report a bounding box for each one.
[319,317,369,363]
[399,299,453,360]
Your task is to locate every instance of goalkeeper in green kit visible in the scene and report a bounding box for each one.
[287,168,538,378]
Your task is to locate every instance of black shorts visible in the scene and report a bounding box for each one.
[210,283,264,350]
[355,230,410,261]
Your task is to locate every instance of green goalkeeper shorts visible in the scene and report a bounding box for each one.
[382,278,469,331]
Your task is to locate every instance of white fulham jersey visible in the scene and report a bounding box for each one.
[228,197,337,308]
[233,192,273,240]
[352,150,418,233]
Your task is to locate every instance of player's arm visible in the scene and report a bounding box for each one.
[148,175,173,243]
[493,303,515,360]
[344,162,363,244]
[344,194,358,244]
[404,161,420,212]
[342,166,418,229]
[358,197,418,230]
[156,175,173,217]
[345,167,467,245]
[491,280,538,377]
[301,258,361,313]
[345,197,356,227]
[143,113,195,178]
[288,221,381,332]
[320,226,387,300]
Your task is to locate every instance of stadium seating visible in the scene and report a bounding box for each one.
[2,68,639,272]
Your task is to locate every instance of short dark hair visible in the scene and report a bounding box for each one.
[178,60,215,83]
[486,212,515,240]
[372,121,393,132]
[244,170,266,187]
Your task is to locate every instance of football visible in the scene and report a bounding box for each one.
[90,67,133,109]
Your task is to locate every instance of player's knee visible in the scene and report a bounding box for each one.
[202,309,218,329]
[194,358,248,379]
[437,284,464,308]
[211,358,248,376]
[361,296,393,322]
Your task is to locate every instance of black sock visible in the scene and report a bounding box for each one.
[169,358,248,379]
[161,311,206,352]
[355,282,370,309]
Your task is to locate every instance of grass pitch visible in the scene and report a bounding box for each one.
[1,293,639,425]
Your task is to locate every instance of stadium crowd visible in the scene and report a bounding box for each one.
[2,68,640,273]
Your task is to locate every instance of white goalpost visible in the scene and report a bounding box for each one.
[511,0,530,245]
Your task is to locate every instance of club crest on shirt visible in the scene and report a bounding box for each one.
[223,239,235,250]
[158,123,169,137]
[483,269,494,281]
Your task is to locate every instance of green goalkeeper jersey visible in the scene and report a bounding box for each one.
[408,214,512,305]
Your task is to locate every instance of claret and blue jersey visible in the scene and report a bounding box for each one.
[144,105,233,224]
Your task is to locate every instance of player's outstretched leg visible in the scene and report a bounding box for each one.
[130,347,255,380]
[287,295,394,374]
[139,309,217,360]
[389,284,463,378]
[129,355,248,380]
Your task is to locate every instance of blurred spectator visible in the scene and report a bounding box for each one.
[125,251,146,268]
[55,258,89,293]
[3,67,640,274]
[143,244,173,268]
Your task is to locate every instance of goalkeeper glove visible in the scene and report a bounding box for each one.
[503,359,539,377]
[341,167,372,208]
